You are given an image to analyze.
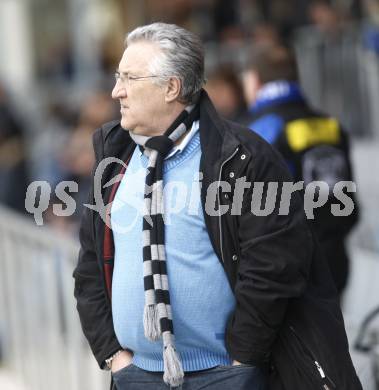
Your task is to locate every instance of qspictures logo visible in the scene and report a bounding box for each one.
[24,157,357,231]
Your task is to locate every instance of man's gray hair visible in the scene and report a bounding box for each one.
[126,22,205,104]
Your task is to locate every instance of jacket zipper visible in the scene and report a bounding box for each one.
[289,326,336,389]
[315,361,335,390]
[217,146,239,264]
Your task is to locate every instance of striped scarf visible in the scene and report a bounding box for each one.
[129,104,200,387]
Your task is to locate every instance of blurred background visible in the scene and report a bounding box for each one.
[1,0,379,389]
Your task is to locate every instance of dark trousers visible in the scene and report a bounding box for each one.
[112,364,268,390]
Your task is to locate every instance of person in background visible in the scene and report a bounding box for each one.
[47,90,118,232]
[308,0,343,35]
[205,66,250,124]
[46,124,96,234]
[0,84,29,213]
[252,22,282,47]
[242,44,359,295]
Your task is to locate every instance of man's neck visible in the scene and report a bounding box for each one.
[142,103,189,141]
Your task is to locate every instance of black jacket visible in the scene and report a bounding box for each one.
[73,91,361,389]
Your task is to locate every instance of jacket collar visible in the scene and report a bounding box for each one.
[199,89,240,164]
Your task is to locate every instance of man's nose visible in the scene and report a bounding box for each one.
[111,81,126,100]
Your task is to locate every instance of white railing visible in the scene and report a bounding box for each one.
[0,206,109,390]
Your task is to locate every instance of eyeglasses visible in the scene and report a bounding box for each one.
[114,71,161,86]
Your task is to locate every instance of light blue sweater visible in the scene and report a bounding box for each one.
[111,127,236,372]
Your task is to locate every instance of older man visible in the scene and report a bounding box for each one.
[73,23,361,390]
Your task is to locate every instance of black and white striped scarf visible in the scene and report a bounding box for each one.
[129,104,200,387]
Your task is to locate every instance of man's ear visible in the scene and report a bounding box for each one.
[165,77,181,103]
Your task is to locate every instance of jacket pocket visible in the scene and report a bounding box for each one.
[288,325,336,390]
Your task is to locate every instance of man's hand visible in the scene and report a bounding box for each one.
[111,350,133,373]
[232,360,243,366]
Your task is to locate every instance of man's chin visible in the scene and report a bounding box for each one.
[128,127,145,136]
[120,119,132,131]
[120,121,145,135]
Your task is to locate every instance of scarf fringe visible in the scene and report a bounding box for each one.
[143,304,161,341]
[163,344,184,387]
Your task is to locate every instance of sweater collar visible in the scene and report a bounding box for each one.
[167,120,199,158]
